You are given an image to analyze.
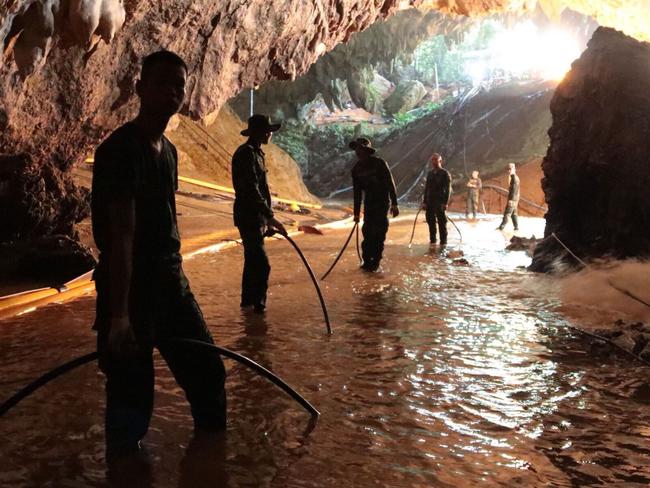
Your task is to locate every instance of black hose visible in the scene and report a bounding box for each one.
[408,209,422,248]
[0,351,98,417]
[448,216,463,242]
[282,234,332,335]
[321,223,357,281]
[166,339,320,417]
[1,340,320,418]
[355,224,362,264]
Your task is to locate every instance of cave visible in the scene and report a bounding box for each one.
[2,1,650,486]
[2,1,649,277]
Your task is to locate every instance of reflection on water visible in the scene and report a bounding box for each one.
[1,215,650,487]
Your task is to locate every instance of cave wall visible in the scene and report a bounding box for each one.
[229,8,468,119]
[531,27,650,270]
[0,0,648,247]
[0,0,424,243]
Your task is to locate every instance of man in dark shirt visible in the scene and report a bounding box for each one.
[498,163,520,231]
[91,51,226,462]
[232,114,286,313]
[422,153,452,245]
[350,137,399,271]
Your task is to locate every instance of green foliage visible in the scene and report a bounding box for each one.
[412,21,501,85]
[391,100,445,129]
[414,36,464,85]
[273,125,310,167]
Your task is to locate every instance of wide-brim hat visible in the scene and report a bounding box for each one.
[241,114,282,136]
[348,137,376,154]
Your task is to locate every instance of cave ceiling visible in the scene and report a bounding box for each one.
[0,0,646,163]
[422,0,648,42]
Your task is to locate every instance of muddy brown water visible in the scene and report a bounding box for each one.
[1,215,650,487]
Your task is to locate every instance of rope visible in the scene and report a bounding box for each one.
[546,233,649,310]
[549,232,588,267]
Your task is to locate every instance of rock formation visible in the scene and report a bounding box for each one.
[347,67,394,114]
[1,0,417,269]
[532,27,650,271]
[230,8,466,120]
[383,80,427,114]
[0,0,648,274]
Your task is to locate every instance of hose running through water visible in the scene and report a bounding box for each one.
[0,339,320,418]
[321,223,358,281]
[282,234,332,334]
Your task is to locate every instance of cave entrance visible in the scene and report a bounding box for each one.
[224,8,596,221]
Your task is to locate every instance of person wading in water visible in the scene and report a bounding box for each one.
[232,114,287,313]
[422,153,452,245]
[497,162,520,231]
[91,51,227,464]
[350,137,399,271]
[466,170,482,220]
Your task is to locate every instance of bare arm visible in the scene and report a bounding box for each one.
[106,196,136,353]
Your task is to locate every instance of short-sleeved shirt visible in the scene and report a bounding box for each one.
[91,122,182,276]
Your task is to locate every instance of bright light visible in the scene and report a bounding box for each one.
[491,22,582,81]
[467,21,583,83]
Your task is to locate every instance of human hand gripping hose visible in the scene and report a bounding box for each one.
[0,338,320,418]
[321,222,358,281]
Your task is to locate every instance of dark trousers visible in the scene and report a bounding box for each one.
[97,276,227,454]
[467,192,479,218]
[237,223,270,307]
[499,201,519,229]
[426,204,448,243]
[361,210,389,266]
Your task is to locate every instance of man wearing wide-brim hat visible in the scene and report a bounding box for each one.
[232,114,287,313]
[349,137,399,271]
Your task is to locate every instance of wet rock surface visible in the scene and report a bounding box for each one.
[591,320,650,363]
[0,235,95,284]
[506,235,539,254]
[0,153,89,242]
[532,27,650,271]
[1,0,416,248]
